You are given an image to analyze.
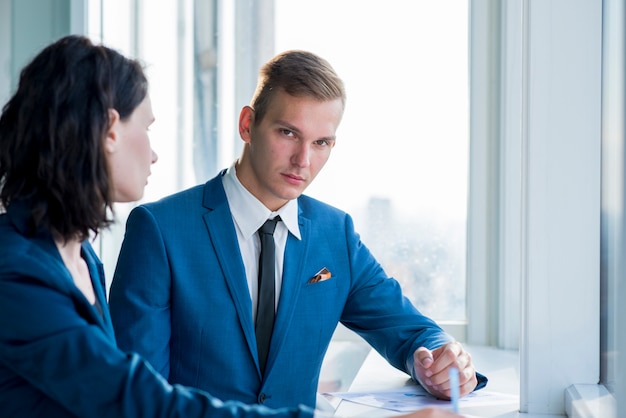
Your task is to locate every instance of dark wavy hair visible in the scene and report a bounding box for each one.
[0,35,147,242]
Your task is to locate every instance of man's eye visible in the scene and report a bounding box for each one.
[280,129,294,137]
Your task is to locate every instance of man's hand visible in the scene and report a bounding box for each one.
[413,342,478,400]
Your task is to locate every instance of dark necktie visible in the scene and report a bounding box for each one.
[256,217,280,375]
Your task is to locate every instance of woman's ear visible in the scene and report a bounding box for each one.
[105,109,121,153]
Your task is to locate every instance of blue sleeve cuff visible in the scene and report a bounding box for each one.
[474,371,488,391]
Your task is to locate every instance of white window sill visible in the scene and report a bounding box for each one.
[565,384,615,418]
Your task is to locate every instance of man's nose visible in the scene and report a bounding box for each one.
[291,143,310,167]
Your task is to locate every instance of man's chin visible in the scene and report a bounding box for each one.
[284,189,306,201]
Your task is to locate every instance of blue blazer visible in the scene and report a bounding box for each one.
[110,171,487,410]
[0,202,313,418]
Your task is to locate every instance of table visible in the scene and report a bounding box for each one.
[319,343,523,417]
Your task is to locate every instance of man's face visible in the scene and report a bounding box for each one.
[237,89,343,211]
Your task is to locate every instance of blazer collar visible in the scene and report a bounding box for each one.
[6,199,53,241]
[5,200,115,335]
[221,164,301,240]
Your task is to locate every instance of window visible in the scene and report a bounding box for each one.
[274,0,470,326]
[0,0,10,106]
[87,0,200,284]
[275,0,469,322]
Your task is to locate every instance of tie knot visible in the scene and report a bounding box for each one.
[259,216,280,236]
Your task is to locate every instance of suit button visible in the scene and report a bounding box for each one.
[259,393,267,403]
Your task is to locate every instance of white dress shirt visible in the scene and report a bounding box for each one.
[221,164,301,322]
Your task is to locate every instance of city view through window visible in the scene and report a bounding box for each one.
[276,0,469,321]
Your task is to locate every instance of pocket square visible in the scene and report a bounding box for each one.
[308,267,332,284]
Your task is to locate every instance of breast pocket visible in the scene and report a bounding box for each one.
[303,275,339,295]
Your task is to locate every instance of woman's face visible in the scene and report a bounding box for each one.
[106,94,158,202]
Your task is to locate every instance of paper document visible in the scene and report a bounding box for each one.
[325,385,518,413]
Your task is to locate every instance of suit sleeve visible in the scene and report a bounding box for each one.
[109,205,173,378]
[0,269,313,418]
[338,214,450,365]
[337,213,488,391]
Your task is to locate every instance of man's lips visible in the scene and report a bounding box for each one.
[282,173,306,185]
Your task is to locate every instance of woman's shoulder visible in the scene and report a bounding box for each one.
[0,213,59,276]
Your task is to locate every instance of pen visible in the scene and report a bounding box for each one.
[449,367,460,413]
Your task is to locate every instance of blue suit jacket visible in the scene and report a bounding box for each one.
[0,201,313,418]
[109,171,487,410]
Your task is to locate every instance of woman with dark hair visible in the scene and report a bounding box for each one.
[0,35,464,418]
[0,34,306,418]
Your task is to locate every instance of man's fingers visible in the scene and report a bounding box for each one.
[427,342,462,375]
[415,346,434,367]
[459,363,478,397]
[414,342,479,400]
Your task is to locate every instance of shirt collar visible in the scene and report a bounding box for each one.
[222,163,301,240]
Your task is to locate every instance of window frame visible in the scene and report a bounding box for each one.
[231,1,473,341]
[470,0,604,415]
[0,0,11,105]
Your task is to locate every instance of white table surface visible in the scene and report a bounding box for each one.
[318,342,562,417]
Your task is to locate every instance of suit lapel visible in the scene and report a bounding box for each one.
[81,242,116,338]
[201,176,258,361]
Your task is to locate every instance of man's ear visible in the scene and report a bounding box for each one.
[105,109,121,153]
[238,106,254,143]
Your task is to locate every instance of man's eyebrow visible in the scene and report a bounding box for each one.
[275,120,301,133]
[275,120,336,142]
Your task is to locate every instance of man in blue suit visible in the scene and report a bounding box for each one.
[109,50,487,411]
